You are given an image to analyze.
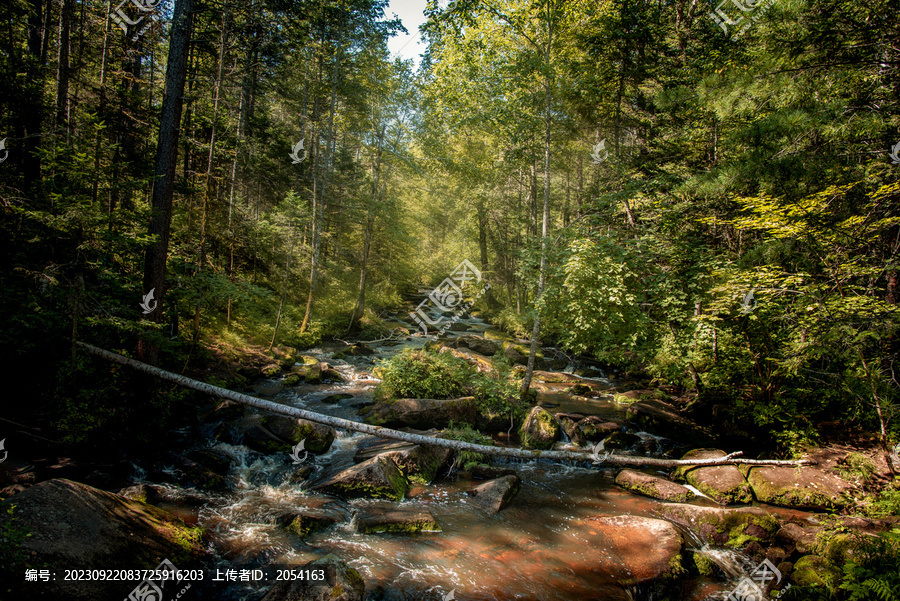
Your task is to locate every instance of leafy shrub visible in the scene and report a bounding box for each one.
[839,529,900,601]
[375,348,471,400]
[444,422,494,471]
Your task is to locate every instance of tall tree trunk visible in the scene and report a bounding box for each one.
[269,234,295,350]
[138,0,195,365]
[55,0,74,134]
[300,44,341,333]
[521,11,554,399]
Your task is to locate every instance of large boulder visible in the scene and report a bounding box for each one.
[361,397,479,430]
[519,406,560,449]
[261,415,336,454]
[577,417,621,442]
[791,555,840,588]
[313,456,409,501]
[390,445,454,485]
[354,501,441,534]
[0,479,206,601]
[673,449,753,505]
[439,346,496,373]
[468,475,520,513]
[742,465,853,510]
[261,554,365,601]
[555,413,587,446]
[658,503,780,550]
[615,469,696,503]
[455,336,500,357]
[626,399,715,445]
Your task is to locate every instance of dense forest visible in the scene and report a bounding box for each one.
[1,0,900,599]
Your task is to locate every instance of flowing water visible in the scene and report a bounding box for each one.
[133,314,761,601]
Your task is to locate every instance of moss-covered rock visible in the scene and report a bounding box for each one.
[389,445,454,485]
[278,509,340,538]
[673,449,753,505]
[354,501,441,534]
[361,396,481,430]
[743,465,853,510]
[658,504,780,550]
[313,456,409,501]
[791,555,840,588]
[519,406,560,449]
[616,469,696,503]
[261,415,336,453]
[577,417,621,442]
[0,479,208,601]
[262,363,282,377]
[555,413,587,446]
[283,373,301,386]
[243,424,292,454]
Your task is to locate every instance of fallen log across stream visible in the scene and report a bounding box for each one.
[76,342,816,468]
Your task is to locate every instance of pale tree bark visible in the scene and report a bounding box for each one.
[521,1,555,400]
[76,342,816,469]
[268,233,295,350]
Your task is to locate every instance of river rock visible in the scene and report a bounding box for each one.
[625,398,715,446]
[555,413,586,446]
[575,515,684,592]
[243,424,292,454]
[673,449,753,505]
[390,444,454,484]
[454,335,499,357]
[439,346,496,372]
[519,406,560,449]
[468,474,520,513]
[361,396,479,430]
[354,501,441,533]
[332,343,375,360]
[261,415,336,453]
[261,554,365,601]
[0,479,206,601]
[742,465,853,510]
[321,393,354,404]
[314,456,409,501]
[278,508,342,538]
[253,380,285,396]
[202,399,245,422]
[529,370,581,383]
[775,522,819,555]
[578,417,621,442]
[658,503,780,550]
[615,469,696,502]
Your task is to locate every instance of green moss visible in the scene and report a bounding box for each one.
[284,373,301,386]
[792,555,840,588]
[718,511,779,549]
[285,515,332,538]
[693,553,715,577]
[666,553,687,578]
[612,393,640,405]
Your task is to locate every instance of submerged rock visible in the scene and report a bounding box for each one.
[615,469,696,503]
[519,406,560,449]
[673,449,753,505]
[0,479,206,601]
[354,501,441,534]
[742,465,853,510]
[261,554,365,601]
[278,508,341,538]
[468,474,520,513]
[314,455,409,501]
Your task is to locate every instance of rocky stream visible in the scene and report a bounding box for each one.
[1,309,894,601]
